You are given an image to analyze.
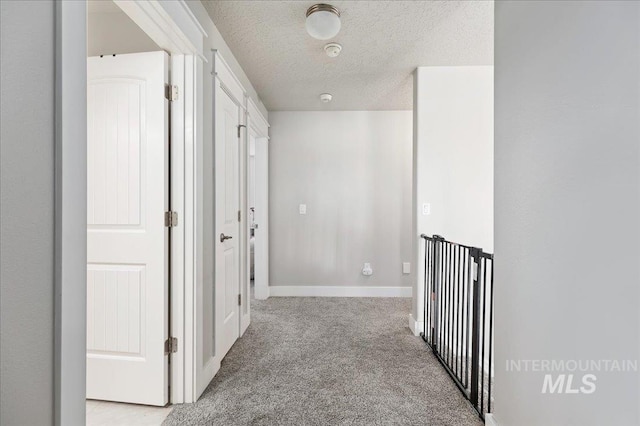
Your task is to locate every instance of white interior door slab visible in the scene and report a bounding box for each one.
[215,81,241,359]
[87,51,169,406]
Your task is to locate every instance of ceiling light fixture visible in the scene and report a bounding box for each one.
[306,4,341,40]
[320,93,333,103]
[324,42,342,58]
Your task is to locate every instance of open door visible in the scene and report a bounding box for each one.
[214,79,242,360]
[86,51,170,406]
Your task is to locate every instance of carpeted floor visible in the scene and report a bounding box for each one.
[164,297,482,426]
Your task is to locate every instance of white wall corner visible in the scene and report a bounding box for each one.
[254,285,270,300]
[408,313,423,336]
[485,413,500,426]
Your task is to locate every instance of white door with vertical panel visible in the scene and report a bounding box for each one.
[86,51,169,406]
[215,81,241,359]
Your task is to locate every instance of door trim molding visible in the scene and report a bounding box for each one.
[55,2,87,424]
[114,0,204,60]
[212,50,246,108]
[247,98,269,138]
[252,136,270,302]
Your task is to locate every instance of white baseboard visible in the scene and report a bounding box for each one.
[408,313,423,336]
[485,414,499,426]
[268,285,412,298]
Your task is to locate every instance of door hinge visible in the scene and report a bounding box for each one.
[165,211,178,227]
[237,124,246,138]
[165,337,178,354]
[165,84,179,101]
[237,210,241,222]
[238,294,242,306]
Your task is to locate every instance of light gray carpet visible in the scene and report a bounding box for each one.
[164,297,482,426]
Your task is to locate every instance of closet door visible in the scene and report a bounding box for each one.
[214,81,242,360]
[86,51,170,406]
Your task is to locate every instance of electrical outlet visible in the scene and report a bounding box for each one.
[422,203,431,215]
[362,263,373,276]
[299,204,307,215]
[403,262,411,274]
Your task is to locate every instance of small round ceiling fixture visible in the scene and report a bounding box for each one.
[320,93,333,103]
[306,4,341,40]
[324,42,342,58]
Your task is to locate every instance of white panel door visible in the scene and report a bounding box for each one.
[87,51,169,406]
[215,81,241,359]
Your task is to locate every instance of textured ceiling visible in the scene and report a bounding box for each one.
[202,1,493,111]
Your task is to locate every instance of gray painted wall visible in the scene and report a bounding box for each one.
[269,111,413,288]
[494,1,640,425]
[1,1,56,424]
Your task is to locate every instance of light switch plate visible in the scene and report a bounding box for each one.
[403,262,411,274]
[299,204,307,215]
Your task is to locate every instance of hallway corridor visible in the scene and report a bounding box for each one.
[165,297,482,426]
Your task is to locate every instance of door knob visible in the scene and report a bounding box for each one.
[220,233,233,243]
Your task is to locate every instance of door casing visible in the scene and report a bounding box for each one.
[247,100,270,301]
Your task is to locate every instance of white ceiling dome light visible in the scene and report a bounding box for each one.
[320,93,333,103]
[324,42,342,58]
[306,4,341,40]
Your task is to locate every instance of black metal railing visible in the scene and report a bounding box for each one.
[420,234,494,420]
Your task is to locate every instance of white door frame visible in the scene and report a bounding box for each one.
[239,94,250,336]
[253,136,270,300]
[247,100,270,300]
[109,2,208,405]
[55,1,207,422]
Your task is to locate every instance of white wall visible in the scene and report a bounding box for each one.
[415,66,494,250]
[269,111,413,294]
[494,1,639,425]
[88,1,159,56]
[412,66,493,329]
[1,1,56,423]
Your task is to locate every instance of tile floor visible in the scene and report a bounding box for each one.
[86,400,172,426]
